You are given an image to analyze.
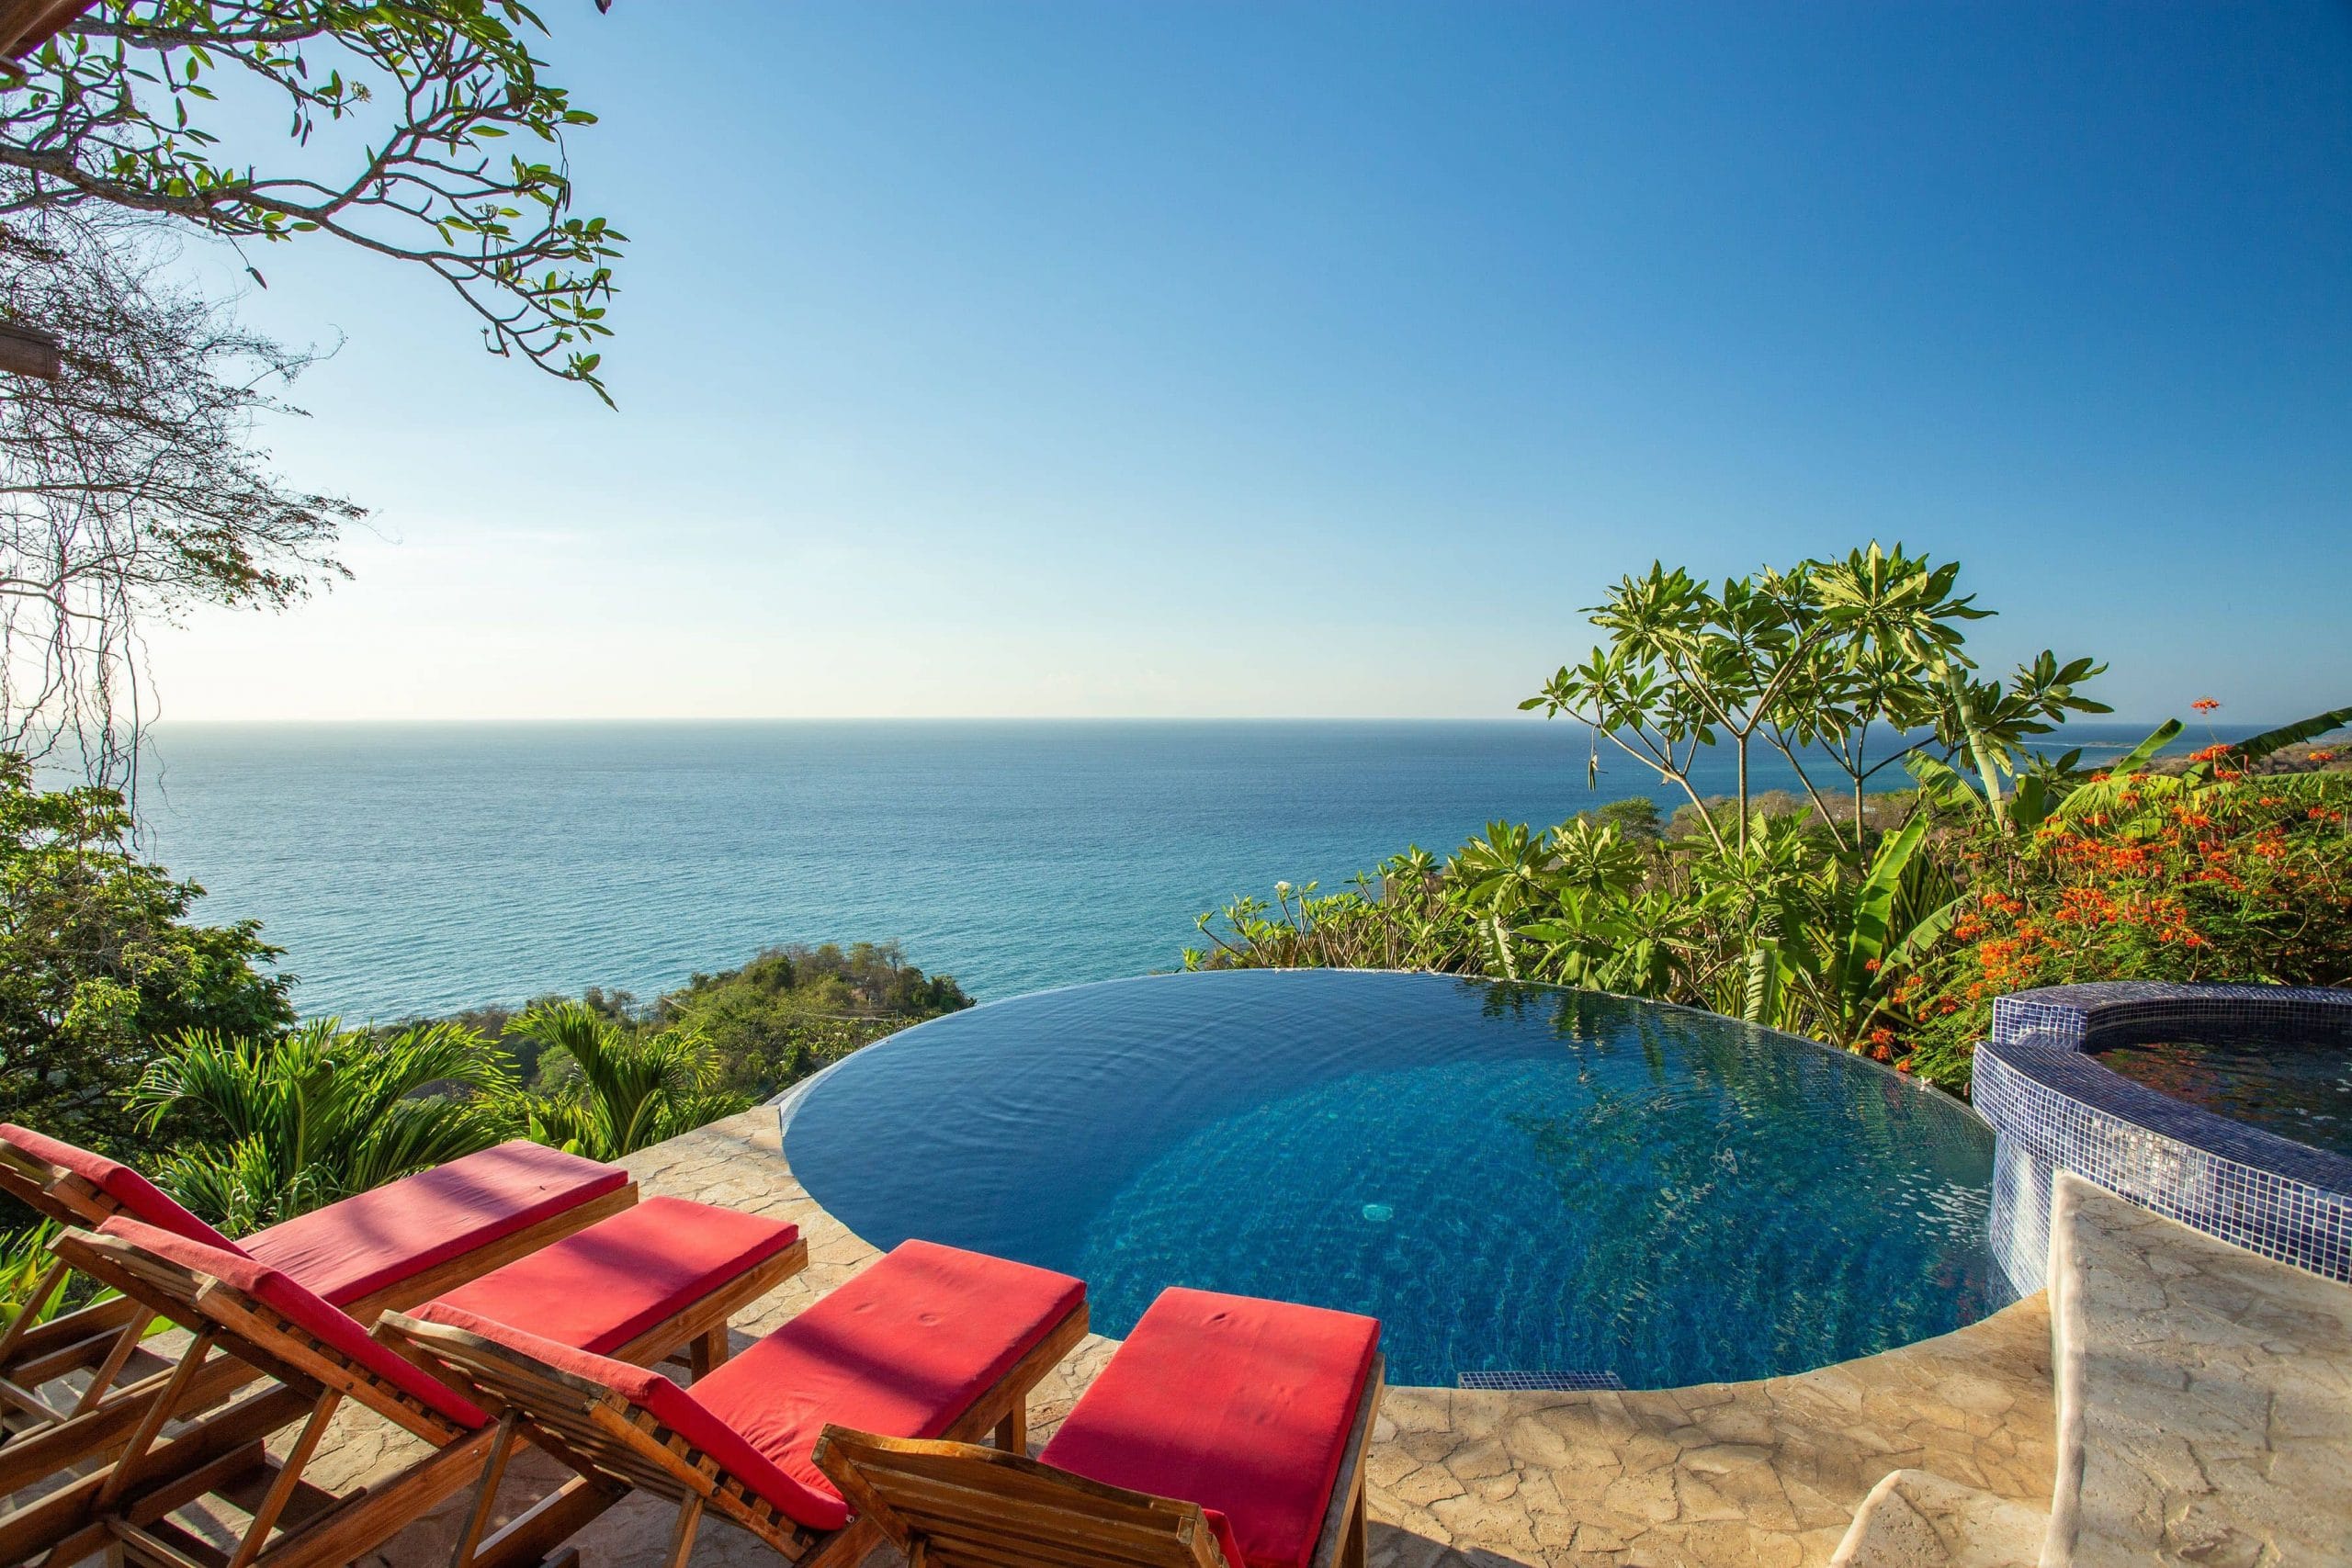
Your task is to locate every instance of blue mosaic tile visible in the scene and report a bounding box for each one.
[1976,983,2352,1292]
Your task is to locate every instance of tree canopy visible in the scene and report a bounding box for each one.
[1,0,623,396]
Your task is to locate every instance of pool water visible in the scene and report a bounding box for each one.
[783,970,2007,1388]
[2095,1036,2352,1158]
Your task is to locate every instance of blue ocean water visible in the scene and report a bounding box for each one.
[785,970,2006,1387]
[139,718,2191,1018]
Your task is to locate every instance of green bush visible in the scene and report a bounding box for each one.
[1899,768,2352,1087]
[128,1019,514,1234]
[656,941,972,1099]
[0,755,292,1159]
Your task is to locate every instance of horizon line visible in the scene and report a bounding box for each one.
[141,712,2227,728]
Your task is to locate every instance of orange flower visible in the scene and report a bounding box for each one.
[2191,697,2222,714]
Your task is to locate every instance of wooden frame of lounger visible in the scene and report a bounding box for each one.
[9,1218,800,1568]
[811,1356,1385,1568]
[0,1132,637,1499]
[382,1292,1093,1568]
[0,1132,178,1440]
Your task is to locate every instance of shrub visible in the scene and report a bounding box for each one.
[1899,771,2352,1087]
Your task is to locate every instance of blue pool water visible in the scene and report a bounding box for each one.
[784,969,2008,1388]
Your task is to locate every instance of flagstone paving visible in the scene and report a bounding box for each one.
[297,1111,2055,1568]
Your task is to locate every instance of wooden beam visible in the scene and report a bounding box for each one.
[0,321,61,379]
[0,0,94,64]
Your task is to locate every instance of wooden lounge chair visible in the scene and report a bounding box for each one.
[814,1286,1384,1568]
[10,1194,805,1568]
[0,1123,634,1496]
[382,1238,1091,1568]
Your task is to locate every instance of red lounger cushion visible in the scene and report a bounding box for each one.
[2,1123,242,1251]
[411,1239,1086,1533]
[690,1239,1084,1527]
[428,1197,799,1355]
[242,1140,627,1306]
[96,1216,488,1429]
[1039,1287,1379,1568]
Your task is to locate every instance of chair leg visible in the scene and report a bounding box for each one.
[96,1328,217,1507]
[662,1495,705,1568]
[1342,1485,1367,1568]
[226,1391,341,1568]
[688,1325,728,1381]
[992,1400,1027,1455]
[449,1411,519,1568]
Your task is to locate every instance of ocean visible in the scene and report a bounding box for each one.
[136,718,2194,1019]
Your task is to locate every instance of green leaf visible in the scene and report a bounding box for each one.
[1883,893,1965,969]
[2222,705,2352,766]
[1842,812,1928,988]
[2058,719,2183,821]
[1904,752,1982,814]
[2110,717,2185,774]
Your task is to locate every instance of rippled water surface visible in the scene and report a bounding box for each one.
[2097,1037,2352,1158]
[786,970,2007,1388]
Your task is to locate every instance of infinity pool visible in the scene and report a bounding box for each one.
[783,970,2007,1388]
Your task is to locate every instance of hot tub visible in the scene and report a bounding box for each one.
[1974,981,2352,1292]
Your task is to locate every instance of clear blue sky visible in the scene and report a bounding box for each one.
[155,1,2352,724]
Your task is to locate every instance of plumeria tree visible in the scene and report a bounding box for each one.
[1520,544,2109,854]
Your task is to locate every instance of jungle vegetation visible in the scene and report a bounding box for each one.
[1188,544,2352,1092]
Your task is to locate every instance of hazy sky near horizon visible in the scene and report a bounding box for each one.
[148,1,2352,724]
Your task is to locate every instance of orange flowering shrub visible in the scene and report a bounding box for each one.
[1902,773,2352,1088]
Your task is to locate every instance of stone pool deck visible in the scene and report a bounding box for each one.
[266,1109,2056,1568]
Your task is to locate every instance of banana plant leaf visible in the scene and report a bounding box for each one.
[2057,718,2184,821]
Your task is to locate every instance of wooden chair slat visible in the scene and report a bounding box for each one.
[385,1293,1092,1568]
[13,1195,798,1568]
[818,1357,1386,1568]
[847,1466,1203,1548]
[913,1518,1195,1568]
[0,1129,635,1502]
[815,1428,1222,1568]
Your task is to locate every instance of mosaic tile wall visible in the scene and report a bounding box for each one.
[1975,983,2352,1293]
